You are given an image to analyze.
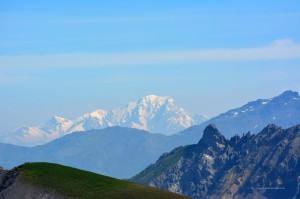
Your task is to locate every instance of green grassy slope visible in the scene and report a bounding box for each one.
[19,162,189,199]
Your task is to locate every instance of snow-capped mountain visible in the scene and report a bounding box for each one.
[9,116,74,146]
[209,90,300,137]
[8,95,205,146]
[68,95,196,134]
[178,90,300,144]
[193,114,209,124]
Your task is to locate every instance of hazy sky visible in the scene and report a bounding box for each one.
[1,0,300,133]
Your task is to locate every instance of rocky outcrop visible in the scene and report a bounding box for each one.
[132,124,300,199]
[0,167,67,199]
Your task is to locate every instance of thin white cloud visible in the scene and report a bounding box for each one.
[0,39,299,69]
[270,38,296,47]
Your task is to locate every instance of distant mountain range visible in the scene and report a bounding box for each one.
[0,127,185,179]
[0,90,299,180]
[176,90,300,145]
[131,124,300,199]
[5,95,208,146]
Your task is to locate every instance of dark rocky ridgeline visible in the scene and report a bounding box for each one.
[131,124,300,199]
[0,167,20,194]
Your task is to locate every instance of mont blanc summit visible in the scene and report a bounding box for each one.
[7,95,206,146]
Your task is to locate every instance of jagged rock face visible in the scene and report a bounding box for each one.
[132,124,300,199]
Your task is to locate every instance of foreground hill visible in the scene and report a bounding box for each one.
[0,162,189,199]
[131,124,300,199]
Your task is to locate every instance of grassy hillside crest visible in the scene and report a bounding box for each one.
[18,162,188,199]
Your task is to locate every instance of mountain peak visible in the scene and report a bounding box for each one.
[47,116,71,124]
[260,123,281,135]
[140,95,174,105]
[143,94,160,99]
[89,109,108,118]
[194,114,209,124]
[42,116,73,132]
[199,124,226,145]
[277,90,299,99]
[53,115,67,121]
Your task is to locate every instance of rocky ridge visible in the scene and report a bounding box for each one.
[131,124,300,199]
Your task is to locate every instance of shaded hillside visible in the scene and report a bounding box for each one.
[132,124,300,199]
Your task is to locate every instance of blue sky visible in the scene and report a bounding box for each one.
[0,0,300,133]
